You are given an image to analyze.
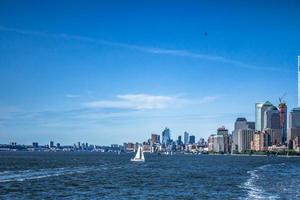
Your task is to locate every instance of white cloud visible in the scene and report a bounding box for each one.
[84,94,176,110]
[198,96,218,104]
[65,94,80,98]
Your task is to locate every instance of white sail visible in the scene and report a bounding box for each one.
[134,146,141,159]
[131,146,145,162]
[141,147,145,160]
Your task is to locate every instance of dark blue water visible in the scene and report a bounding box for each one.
[0,152,299,199]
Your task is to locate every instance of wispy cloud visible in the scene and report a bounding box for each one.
[84,94,176,110]
[0,25,289,72]
[198,96,218,104]
[65,94,80,98]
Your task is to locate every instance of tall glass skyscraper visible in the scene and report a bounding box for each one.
[184,131,189,144]
[162,128,171,145]
[255,101,274,131]
[298,56,300,107]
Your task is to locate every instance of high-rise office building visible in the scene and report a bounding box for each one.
[264,106,280,130]
[217,126,230,153]
[287,108,300,147]
[278,102,287,143]
[49,141,54,148]
[298,56,300,106]
[162,128,171,145]
[213,134,225,153]
[184,131,189,144]
[189,135,195,144]
[198,137,205,146]
[32,142,39,148]
[232,118,255,152]
[255,101,274,131]
[151,133,160,144]
[237,129,254,153]
[264,128,281,145]
[177,135,182,145]
[217,126,228,135]
[287,57,300,147]
[251,131,271,151]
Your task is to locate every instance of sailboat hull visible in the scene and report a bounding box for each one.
[130,158,145,162]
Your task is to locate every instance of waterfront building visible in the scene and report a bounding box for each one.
[217,126,230,153]
[208,128,228,153]
[208,134,215,152]
[49,141,55,148]
[237,129,254,152]
[298,55,300,106]
[142,144,151,152]
[125,142,135,152]
[177,136,183,145]
[263,106,280,130]
[278,102,287,143]
[287,107,300,148]
[198,138,206,146]
[217,126,228,135]
[32,142,39,148]
[251,131,271,151]
[232,118,255,152]
[151,133,160,144]
[255,101,274,131]
[162,128,171,146]
[293,137,300,152]
[213,134,225,153]
[189,135,195,144]
[264,128,281,145]
[184,131,189,145]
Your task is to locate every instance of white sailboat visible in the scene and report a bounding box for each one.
[131,145,145,162]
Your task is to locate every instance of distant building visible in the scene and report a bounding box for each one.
[151,133,160,144]
[298,55,300,106]
[213,134,225,153]
[207,127,229,153]
[184,131,189,145]
[255,101,274,131]
[293,136,300,152]
[264,128,281,145]
[198,138,205,146]
[208,134,215,152]
[251,131,271,151]
[287,107,300,149]
[125,142,135,152]
[49,141,55,148]
[32,142,39,148]
[278,102,287,143]
[10,142,17,146]
[237,129,254,152]
[217,126,230,153]
[177,135,183,145]
[217,126,228,135]
[232,118,255,152]
[56,143,60,148]
[162,128,171,145]
[264,106,280,130]
[189,135,195,144]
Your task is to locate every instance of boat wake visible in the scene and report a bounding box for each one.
[0,166,95,183]
[240,164,283,200]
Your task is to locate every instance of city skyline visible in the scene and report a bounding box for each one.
[0,0,300,145]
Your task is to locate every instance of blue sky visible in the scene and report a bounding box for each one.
[0,0,299,145]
